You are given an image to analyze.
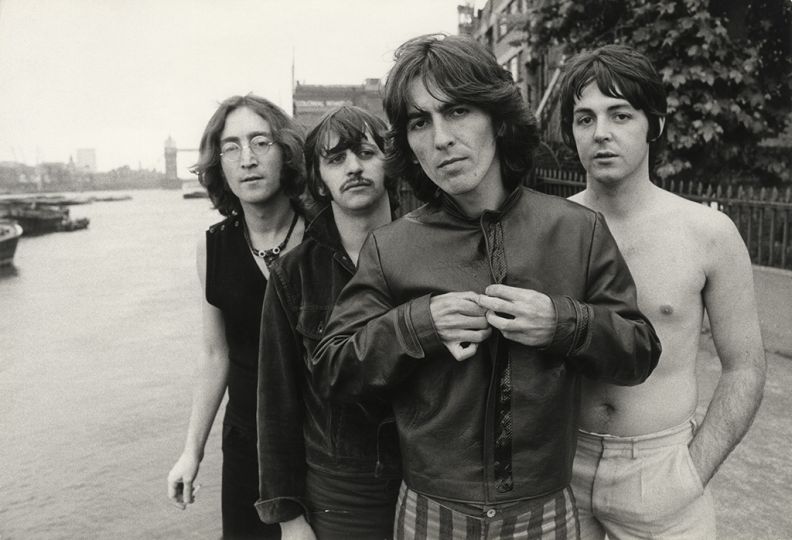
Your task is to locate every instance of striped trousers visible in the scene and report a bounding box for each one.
[394,483,579,540]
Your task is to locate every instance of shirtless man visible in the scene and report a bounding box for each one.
[563,45,767,539]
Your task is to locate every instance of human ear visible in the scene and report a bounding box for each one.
[649,117,666,142]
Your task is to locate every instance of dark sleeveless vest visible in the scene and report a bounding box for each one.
[205,214,266,430]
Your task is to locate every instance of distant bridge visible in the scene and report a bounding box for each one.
[163,136,199,187]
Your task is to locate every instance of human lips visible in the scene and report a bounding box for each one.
[241,174,264,182]
[593,150,618,160]
[438,156,466,169]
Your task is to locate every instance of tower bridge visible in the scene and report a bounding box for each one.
[163,136,199,189]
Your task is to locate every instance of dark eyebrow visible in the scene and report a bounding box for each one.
[220,131,273,143]
[406,107,427,121]
[438,102,461,114]
[574,102,634,115]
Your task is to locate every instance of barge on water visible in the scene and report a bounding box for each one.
[0,201,89,236]
[0,219,23,266]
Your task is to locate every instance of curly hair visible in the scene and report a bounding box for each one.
[304,106,399,212]
[191,94,305,216]
[383,34,539,203]
[559,45,667,165]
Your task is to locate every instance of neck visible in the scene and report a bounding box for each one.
[453,180,508,218]
[240,193,293,235]
[331,196,392,265]
[582,170,655,220]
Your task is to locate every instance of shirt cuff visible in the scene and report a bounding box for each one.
[545,295,588,356]
[408,294,446,358]
[254,497,308,525]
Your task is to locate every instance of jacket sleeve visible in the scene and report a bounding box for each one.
[255,268,309,524]
[544,212,662,385]
[311,233,447,402]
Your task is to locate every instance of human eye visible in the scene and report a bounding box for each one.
[325,153,345,165]
[574,115,592,126]
[250,135,273,151]
[356,145,377,159]
[408,117,428,131]
[449,105,469,118]
[221,142,241,158]
[613,112,633,122]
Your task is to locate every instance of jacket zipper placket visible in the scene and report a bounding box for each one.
[480,214,503,505]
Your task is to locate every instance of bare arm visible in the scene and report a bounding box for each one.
[689,215,766,486]
[167,238,230,508]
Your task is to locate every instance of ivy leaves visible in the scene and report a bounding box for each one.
[512,0,792,184]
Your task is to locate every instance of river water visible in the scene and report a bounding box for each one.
[0,190,227,539]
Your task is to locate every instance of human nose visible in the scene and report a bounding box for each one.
[239,144,258,167]
[433,118,454,149]
[593,117,612,142]
[344,151,362,175]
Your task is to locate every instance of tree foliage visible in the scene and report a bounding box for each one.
[512,0,792,184]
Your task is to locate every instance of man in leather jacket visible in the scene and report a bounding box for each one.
[256,106,401,540]
[311,34,662,539]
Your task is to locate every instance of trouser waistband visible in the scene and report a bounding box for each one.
[577,416,696,453]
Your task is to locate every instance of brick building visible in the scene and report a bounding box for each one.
[459,0,564,144]
[292,79,386,131]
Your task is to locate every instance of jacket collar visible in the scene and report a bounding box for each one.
[437,184,524,223]
[305,205,345,253]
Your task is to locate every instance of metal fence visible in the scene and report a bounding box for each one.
[396,169,792,271]
[534,168,792,271]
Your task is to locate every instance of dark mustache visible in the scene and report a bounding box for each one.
[340,175,373,192]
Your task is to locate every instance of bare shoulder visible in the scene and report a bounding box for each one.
[658,191,749,281]
[660,190,738,240]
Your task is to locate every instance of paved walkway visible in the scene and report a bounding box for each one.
[696,266,792,539]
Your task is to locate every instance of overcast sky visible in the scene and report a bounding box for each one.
[0,0,483,173]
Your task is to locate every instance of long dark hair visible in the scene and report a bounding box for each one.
[191,94,305,216]
[383,34,539,203]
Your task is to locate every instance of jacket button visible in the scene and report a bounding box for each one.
[485,508,496,518]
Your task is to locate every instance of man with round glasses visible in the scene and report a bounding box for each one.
[167,94,306,539]
[220,134,274,163]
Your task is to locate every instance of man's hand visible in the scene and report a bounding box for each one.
[280,515,317,540]
[477,284,556,347]
[430,291,492,361]
[167,452,201,510]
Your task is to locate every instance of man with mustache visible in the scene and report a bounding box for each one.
[563,45,766,539]
[312,35,661,538]
[256,106,401,540]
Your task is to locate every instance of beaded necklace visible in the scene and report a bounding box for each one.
[243,211,299,267]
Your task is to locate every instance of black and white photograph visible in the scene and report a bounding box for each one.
[1,1,790,538]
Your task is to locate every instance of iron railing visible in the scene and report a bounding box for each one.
[534,168,792,271]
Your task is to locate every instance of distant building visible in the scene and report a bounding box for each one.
[75,148,97,173]
[292,79,385,130]
[164,135,179,182]
[465,0,564,142]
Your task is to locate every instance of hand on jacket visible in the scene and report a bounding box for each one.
[430,291,492,361]
[477,284,556,347]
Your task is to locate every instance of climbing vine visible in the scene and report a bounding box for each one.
[510,0,792,184]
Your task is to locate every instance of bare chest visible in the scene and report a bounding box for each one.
[608,221,706,324]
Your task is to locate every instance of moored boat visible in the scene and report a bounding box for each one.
[0,201,90,236]
[0,219,23,266]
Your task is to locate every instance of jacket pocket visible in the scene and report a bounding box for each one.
[295,306,329,359]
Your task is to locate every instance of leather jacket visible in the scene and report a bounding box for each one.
[311,187,661,505]
[254,207,401,525]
